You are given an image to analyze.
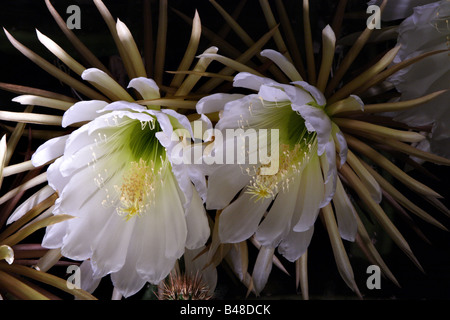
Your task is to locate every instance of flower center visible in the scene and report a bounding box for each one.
[245,142,314,201]
[243,98,318,201]
[115,157,164,220]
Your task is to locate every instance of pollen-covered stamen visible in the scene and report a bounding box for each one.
[246,143,311,202]
[116,158,163,221]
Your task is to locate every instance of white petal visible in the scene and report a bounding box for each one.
[291,104,332,156]
[152,110,173,138]
[218,191,271,243]
[110,224,148,297]
[280,83,314,106]
[169,162,193,211]
[63,125,91,157]
[233,72,277,91]
[333,177,358,242]
[196,93,244,114]
[79,260,102,294]
[278,226,314,262]
[187,164,209,203]
[110,260,146,298]
[100,100,147,113]
[291,81,326,106]
[47,157,69,193]
[206,164,252,210]
[161,176,188,259]
[215,94,262,131]
[184,247,218,296]
[81,68,133,101]
[332,122,348,166]
[7,185,55,224]
[90,213,137,279]
[127,77,160,100]
[198,114,214,142]
[161,108,193,139]
[59,142,106,178]
[258,84,290,102]
[62,100,108,127]
[260,49,303,81]
[58,167,123,260]
[255,172,302,247]
[225,243,248,282]
[135,213,176,284]
[184,185,210,250]
[319,140,337,208]
[86,110,153,136]
[42,217,69,249]
[136,175,186,284]
[31,135,70,167]
[252,246,275,294]
[293,155,324,232]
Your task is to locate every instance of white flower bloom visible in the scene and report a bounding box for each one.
[196,51,355,274]
[31,73,210,297]
[388,0,450,158]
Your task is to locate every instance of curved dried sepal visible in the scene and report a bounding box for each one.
[0,173,49,207]
[36,248,62,273]
[334,118,426,143]
[251,245,275,295]
[0,110,62,126]
[12,95,73,111]
[2,214,75,247]
[0,270,49,300]
[317,25,336,93]
[345,134,443,199]
[328,45,401,104]
[136,98,198,110]
[196,53,264,77]
[197,25,279,93]
[36,29,85,76]
[361,161,448,230]
[3,29,107,101]
[302,0,316,85]
[274,0,306,77]
[4,106,33,166]
[0,263,96,300]
[0,245,14,264]
[116,19,147,78]
[326,95,364,116]
[175,46,220,98]
[0,192,57,241]
[339,163,424,273]
[155,0,168,85]
[45,0,110,75]
[355,215,400,287]
[171,7,241,59]
[0,135,6,189]
[355,49,449,96]
[295,251,309,300]
[363,90,448,114]
[170,10,202,88]
[0,83,77,103]
[321,203,362,297]
[365,134,450,166]
[325,0,388,96]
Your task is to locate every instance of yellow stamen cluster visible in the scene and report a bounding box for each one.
[116,158,161,221]
[246,143,309,202]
